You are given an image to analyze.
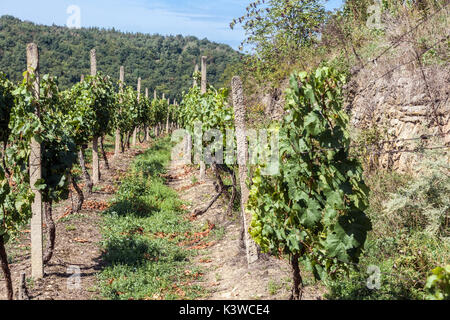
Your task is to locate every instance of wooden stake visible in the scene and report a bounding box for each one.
[27,43,44,279]
[231,76,259,266]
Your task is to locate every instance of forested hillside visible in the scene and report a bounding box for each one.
[0,15,240,100]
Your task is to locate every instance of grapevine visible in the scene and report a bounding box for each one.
[0,72,36,300]
[38,75,78,264]
[179,80,236,216]
[247,66,372,299]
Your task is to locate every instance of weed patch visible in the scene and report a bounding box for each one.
[97,138,205,300]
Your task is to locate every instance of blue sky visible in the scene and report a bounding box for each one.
[0,0,344,50]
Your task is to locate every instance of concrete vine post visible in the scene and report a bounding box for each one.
[115,66,124,157]
[193,63,199,87]
[201,56,207,93]
[172,99,177,131]
[231,76,259,267]
[199,56,207,181]
[161,93,165,137]
[90,49,96,74]
[78,75,93,194]
[90,49,100,184]
[154,90,158,137]
[27,43,44,280]
[185,63,199,165]
[166,98,170,134]
[18,272,29,300]
[145,88,150,141]
[132,77,141,146]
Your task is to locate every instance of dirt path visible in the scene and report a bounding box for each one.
[0,141,149,300]
[168,146,324,300]
[1,139,324,300]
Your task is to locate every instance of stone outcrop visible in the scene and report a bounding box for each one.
[345,61,449,171]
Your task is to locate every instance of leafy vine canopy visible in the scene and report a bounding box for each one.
[248,66,372,280]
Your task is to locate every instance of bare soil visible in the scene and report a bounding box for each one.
[168,146,325,300]
[0,142,149,300]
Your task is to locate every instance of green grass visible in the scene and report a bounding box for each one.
[211,226,226,241]
[324,230,449,300]
[268,279,283,296]
[92,185,103,192]
[97,137,205,300]
[190,175,198,185]
[323,168,450,300]
[65,224,77,232]
[58,213,86,223]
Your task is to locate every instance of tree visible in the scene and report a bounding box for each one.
[0,15,240,100]
[231,0,327,83]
